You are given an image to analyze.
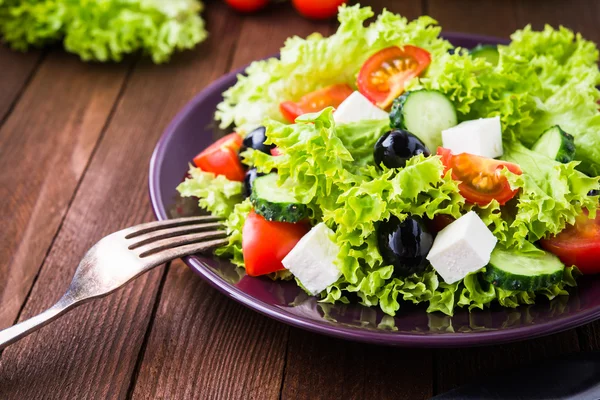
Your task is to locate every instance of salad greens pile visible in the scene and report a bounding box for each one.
[0,0,207,63]
[180,4,600,316]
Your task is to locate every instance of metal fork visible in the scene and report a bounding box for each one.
[0,216,227,351]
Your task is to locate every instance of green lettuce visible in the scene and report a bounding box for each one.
[177,166,243,218]
[415,24,600,174]
[216,4,451,131]
[0,0,207,63]
[246,109,466,314]
[215,199,252,268]
[502,142,599,247]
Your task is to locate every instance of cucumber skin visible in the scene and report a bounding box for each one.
[390,92,410,131]
[250,192,309,223]
[533,125,576,163]
[553,127,576,163]
[483,265,563,291]
[470,44,500,65]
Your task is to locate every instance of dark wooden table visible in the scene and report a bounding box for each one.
[1,0,599,398]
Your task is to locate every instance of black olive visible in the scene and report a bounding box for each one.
[589,189,599,196]
[243,168,263,198]
[377,215,433,276]
[374,129,430,169]
[240,126,273,156]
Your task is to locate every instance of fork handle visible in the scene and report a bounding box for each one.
[0,294,77,351]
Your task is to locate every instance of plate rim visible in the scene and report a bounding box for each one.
[148,32,600,347]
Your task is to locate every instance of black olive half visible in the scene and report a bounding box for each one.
[377,215,433,276]
[374,129,430,169]
[243,168,264,198]
[240,126,274,156]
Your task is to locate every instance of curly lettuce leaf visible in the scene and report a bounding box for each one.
[502,142,599,247]
[214,199,251,268]
[415,24,600,174]
[0,0,66,49]
[176,166,243,218]
[216,4,451,131]
[0,0,207,63]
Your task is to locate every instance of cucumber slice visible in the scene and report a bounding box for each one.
[531,125,576,163]
[470,44,500,65]
[483,246,565,291]
[250,173,308,223]
[390,90,457,151]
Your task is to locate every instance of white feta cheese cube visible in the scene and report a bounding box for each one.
[333,91,389,124]
[426,211,497,284]
[282,223,341,295]
[441,116,503,158]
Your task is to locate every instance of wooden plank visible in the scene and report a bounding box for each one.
[132,5,332,399]
[368,0,423,17]
[277,3,435,400]
[281,329,433,400]
[436,332,579,393]
[0,53,129,330]
[131,261,289,400]
[0,2,240,399]
[428,0,519,38]
[515,0,599,43]
[0,46,42,124]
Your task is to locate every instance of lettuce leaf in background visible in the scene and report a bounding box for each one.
[502,142,600,247]
[216,4,451,131]
[177,166,243,218]
[0,0,207,63]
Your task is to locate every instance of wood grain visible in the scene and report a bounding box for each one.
[281,329,433,400]
[0,1,599,399]
[0,2,241,399]
[515,0,600,43]
[435,331,580,394]
[428,0,519,37]
[131,261,289,400]
[0,53,129,330]
[0,46,42,124]
[132,5,332,399]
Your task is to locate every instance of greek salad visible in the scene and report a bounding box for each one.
[177,5,600,316]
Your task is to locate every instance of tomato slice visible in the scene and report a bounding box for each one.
[437,147,522,206]
[426,214,456,234]
[279,83,353,122]
[242,210,310,276]
[270,147,283,156]
[357,45,431,109]
[193,133,245,181]
[540,210,600,274]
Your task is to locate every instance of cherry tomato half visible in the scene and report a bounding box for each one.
[426,214,456,234]
[225,0,268,13]
[291,0,346,20]
[193,133,245,181]
[242,210,310,276]
[437,147,522,206]
[541,210,600,274]
[357,45,431,109]
[279,83,353,122]
[270,147,283,156]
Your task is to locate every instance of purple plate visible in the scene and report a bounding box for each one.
[149,33,600,347]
